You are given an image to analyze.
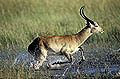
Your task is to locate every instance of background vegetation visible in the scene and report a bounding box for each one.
[0,0,120,51]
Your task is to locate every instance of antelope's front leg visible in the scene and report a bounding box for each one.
[78,46,85,65]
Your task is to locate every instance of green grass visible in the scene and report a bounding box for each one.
[0,0,120,50]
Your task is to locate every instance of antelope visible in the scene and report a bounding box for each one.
[28,6,104,69]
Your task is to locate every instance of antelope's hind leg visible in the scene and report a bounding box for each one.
[33,47,48,70]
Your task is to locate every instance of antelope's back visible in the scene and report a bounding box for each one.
[28,35,78,54]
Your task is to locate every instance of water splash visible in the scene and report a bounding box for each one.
[12,49,67,68]
[12,50,36,67]
[11,49,120,75]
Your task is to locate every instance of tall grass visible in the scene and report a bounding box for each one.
[0,0,120,50]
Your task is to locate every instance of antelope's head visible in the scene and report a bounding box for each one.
[80,6,104,34]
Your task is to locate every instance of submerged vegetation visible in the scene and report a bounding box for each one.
[0,0,120,79]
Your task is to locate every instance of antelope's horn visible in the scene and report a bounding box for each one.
[80,6,94,24]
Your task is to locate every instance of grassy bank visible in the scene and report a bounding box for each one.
[0,0,120,50]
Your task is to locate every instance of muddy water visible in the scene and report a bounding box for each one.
[0,48,120,76]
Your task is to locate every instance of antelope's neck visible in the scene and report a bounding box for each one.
[75,26,92,46]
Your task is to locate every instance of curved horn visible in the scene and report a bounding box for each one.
[80,6,86,19]
[81,6,90,21]
[80,6,94,24]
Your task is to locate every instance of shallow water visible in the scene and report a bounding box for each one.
[1,48,120,76]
